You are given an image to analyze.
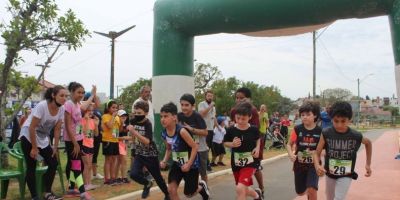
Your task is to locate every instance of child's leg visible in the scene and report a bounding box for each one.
[334,177,352,200]
[129,156,147,185]
[143,156,169,196]
[325,176,336,200]
[120,155,127,179]
[82,155,91,185]
[111,155,118,179]
[307,187,317,200]
[104,155,112,181]
[306,167,319,200]
[168,182,180,200]
[218,154,225,163]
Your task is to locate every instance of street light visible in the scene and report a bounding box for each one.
[357,73,374,127]
[94,25,136,99]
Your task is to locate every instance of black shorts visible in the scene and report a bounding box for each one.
[102,142,119,156]
[294,167,319,194]
[131,148,136,157]
[211,142,226,157]
[168,162,199,196]
[82,146,94,155]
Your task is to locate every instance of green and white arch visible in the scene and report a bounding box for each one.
[152,0,400,149]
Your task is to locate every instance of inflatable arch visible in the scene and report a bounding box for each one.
[152,0,400,146]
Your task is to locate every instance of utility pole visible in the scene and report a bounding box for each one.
[94,25,135,99]
[313,31,317,99]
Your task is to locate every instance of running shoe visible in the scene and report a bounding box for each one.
[254,188,264,200]
[92,173,104,180]
[80,192,95,200]
[198,180,210,200]
[64,189,80,197]
[44,192,63,200]
[141,181,153,199]
[217,162,226,166]
[210,162,218,167]
[122,178,130,184]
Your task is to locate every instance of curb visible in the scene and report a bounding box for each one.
[107,153,288,200]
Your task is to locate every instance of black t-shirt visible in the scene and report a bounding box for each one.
[177,111,207,131]
[131,119,158,157]
[323,127,362,179]
[223,125,260,171]
[293,124,322,170]
[178,111,208,151]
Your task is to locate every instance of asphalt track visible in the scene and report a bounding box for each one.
[110,129,399,200]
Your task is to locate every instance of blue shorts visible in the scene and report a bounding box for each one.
[294,167,319,194]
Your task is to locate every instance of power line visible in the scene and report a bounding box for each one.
[318,39,355,82]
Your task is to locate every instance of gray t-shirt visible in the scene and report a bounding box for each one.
[20,101,65,148]
[198,101,216,130]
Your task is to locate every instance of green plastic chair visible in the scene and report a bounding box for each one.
[0,142,25,200]
[13,141,67,199]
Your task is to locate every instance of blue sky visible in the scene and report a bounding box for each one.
[0,0,396,100]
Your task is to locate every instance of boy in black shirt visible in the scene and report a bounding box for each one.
[128,101,170,199]
[314,101,372,200]
[224,102,263,200]
[286,101,321,200]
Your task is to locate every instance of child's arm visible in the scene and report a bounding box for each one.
[93,118,99,137]
[180,128,198,172]
[286,139,297,162]
[160,140,171,169]
[127,125,150,145]
[182,122,208,136]
[313,134,326,176]
[224,137,241,148]
[252,138,260,158]
[362,137,372,177]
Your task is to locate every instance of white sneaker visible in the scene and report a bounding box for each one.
[92,173,104,180]
[85,184,99,191]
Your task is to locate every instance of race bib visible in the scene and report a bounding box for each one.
[112,128,119,138]
[86,130,93,138]
[76,125,82,134]
[172,151,188,165]
[234,152,254,167]
[297,150,313,164]
[329,159,352,175]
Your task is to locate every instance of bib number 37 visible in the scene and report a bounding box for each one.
[234,152,254,167]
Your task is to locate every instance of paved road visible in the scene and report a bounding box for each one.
[116,129,397,200]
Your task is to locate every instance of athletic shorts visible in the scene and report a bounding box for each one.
[233,167,256,186]
[82,145,94,155]
[198,151,208,177]
[168,162,199,196]
[102,142,119,156]
[211,142,226,156]
[294,167,319,194]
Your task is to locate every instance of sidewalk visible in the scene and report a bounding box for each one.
[295,130,400,199]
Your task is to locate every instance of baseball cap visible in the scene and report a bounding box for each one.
[217,116,226,124]
[117,110,128,116]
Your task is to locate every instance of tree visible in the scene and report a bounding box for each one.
[321,88,353,105]
[209,77,241,115]
[0,0,89,142]
[117,78,151,111]
[194,62,222,93]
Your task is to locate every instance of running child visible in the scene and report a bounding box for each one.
[286,101,321,200]
[223,102,263,200]
[81,104,99,191]
[159,102,210,200]
[210,116,226,166]
[313,101,372,200]
[178,94,209,183]
[128,100,170,199]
